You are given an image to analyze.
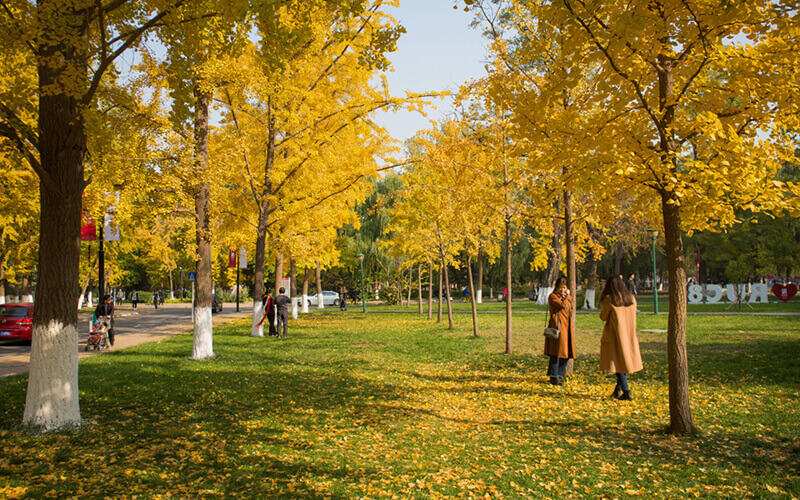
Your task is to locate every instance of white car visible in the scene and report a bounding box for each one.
[297,291,341,307]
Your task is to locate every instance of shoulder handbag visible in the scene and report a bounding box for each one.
[543,312,560,340]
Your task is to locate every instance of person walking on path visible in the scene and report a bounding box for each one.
[153,291,159,310]
[599,275,643,401]
[339,286,348,311]
[275,287,291,337]
[544,277,575,386]
[131,290,138,309]
[94,294,115,347]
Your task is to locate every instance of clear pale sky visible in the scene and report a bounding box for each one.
[373,1,490,145]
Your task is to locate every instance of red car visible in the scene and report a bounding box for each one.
[0,303,34,343]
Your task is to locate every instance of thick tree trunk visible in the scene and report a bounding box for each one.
[476,245,484,303]
[290,258,298,319]
[316,261,324,309]
[21,275,33,302]
[663,193,694,434]
[191,88,214,360]
[467,254,479,337]
[24,13,87,428]
[505,217,513,354]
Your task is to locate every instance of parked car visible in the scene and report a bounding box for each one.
[212,295,223,313]
[297,291,340,307]
[0,303,34,343]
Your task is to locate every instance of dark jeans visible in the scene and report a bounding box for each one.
[277,310,288,337]
[548,356,568,378]
[615,373,629,391]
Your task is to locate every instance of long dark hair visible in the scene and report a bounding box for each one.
[552,277,567,290]
[600,275,635,307]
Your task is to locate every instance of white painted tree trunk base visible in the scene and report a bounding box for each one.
[292,300,298,319]
[476,290,483,304]
[23,321,81,431]
[251,301,264,337]
[191,307,215,359]
[582,289,597,310]
[22,294,33,303]
[537,287,553,305]
[301,294,309,314]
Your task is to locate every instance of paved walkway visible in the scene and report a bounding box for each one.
[0,303,250,379]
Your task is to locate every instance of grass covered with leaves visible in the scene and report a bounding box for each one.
[1,312,798,498]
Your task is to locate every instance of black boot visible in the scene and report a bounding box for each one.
[615,390,632,401]
[611,385,621,399]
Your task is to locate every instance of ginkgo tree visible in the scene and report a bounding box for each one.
[467,0,800,433]
[212,1,414,337]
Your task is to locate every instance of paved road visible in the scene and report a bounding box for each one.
[0,303,251,378]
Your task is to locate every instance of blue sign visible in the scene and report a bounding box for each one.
[188,271,196,282]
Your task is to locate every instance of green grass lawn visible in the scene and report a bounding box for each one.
[1,311,798,498]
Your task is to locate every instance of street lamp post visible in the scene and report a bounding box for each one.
[358,253,366,313]
[648,229,659,314]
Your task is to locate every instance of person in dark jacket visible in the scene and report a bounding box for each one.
[275,287,291,337]
[262,294,278,337]
[94,294,115,347]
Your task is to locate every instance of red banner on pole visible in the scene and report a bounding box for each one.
[81,212,96,241]
[228,249,236,268]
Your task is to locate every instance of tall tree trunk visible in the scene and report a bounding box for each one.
[437,239,454,330]
[406,268,413,306]
[658,48,694,434]
[396,267,402,307]
[476,245,484,304]
[583,247,598,310]
[21,275,33,302]
[24,9,87,428]
[191,87,214,360]
[301,267,310,314]
[663,192,694,433]
[316,261,324,309]
[613,244,624,276]
[274,251,284,297]
[0,262,5,305]
[290,258,298,319]
[251,113,275,336]
[505,216,513,354]
[437,263,443,323]
[467,253,479,337]
[564,187,576,377]
[427,260,433,320]
[417,264,423,314]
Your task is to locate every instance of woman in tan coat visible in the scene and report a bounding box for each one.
[544,277,575,386]
[599,275,643,400]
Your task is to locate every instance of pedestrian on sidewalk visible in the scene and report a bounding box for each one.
[153,291,159,310]
[339,286,347,311]
[599,274,643,401]
[275,287,291,337]
[94,294,115,347]
[131,290,138,309]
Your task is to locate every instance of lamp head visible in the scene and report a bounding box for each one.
[358,253,364,261]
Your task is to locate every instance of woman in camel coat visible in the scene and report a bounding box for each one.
[544,277,575,385]
[599,275,643,400]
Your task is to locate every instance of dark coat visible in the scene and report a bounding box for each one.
[543,291,575,359]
